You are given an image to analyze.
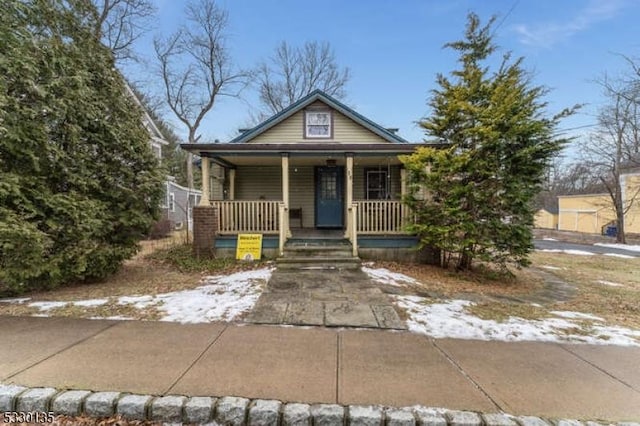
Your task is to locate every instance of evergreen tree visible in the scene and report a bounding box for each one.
[0,0,164,294]
[402,13,575,270]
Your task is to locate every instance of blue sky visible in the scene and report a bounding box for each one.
[124,0,640,153]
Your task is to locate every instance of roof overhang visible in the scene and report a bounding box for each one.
[182,143,438,156]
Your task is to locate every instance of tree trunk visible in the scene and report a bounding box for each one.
[616,211,626,244]
[187,129,196,190]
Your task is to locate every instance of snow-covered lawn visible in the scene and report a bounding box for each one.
[1,268,273,324]
[396,296,640,346]
[363,265,640,346]
[594,243,640,252]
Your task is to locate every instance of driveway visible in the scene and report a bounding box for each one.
[534,239,640,257]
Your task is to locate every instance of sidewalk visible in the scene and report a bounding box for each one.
[1,315,639,422]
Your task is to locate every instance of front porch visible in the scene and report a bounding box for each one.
[195,146,419,258]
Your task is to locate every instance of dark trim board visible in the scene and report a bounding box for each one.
[215,236,279,249]
[358,236,420,248]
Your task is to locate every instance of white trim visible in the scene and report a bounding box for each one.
[305,111,331,138]
[169,193,175,212]
[167,180,202,195]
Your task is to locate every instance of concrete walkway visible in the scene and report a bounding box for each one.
[1,316,639,422]
[247,269,405,329]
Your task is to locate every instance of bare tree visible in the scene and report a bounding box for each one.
[92,0,156,61]
[582,77,640,243]
[154,0,249,189]
[257,41,350,115]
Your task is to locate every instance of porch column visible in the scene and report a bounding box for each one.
[345,153,354,238]
[199,156,210,206]
[229,168,236,200]
[400,167,407,198]
[281,153,291,237]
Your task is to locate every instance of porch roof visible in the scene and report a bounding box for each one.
[181,142,438,156]
[181,142,439,167]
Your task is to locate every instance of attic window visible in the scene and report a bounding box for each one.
[305,110,332,138]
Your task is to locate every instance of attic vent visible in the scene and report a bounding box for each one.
[386,128,399,134]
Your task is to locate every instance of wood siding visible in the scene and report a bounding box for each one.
[248,102,388,144]
[210,163,225,200]
[289,166,315,228]
[235,166,282,200]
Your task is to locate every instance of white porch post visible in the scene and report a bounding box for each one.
[229,168,236,200]
[199,157,210,206]
[400,167,407,198]
[345,154,354,239]
[281,154,291,238]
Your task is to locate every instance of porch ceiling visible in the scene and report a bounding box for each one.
[209,154,406,167]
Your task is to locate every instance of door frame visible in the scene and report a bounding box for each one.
[314,166,345,229]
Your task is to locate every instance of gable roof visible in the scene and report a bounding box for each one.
[231,89,408,144]
[124,81,169,146]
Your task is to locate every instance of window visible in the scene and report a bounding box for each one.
[151,143,162,159]
[320,171,338,200]
[305,110,331,138]
[169,193,175,212]
[365,169,389,200]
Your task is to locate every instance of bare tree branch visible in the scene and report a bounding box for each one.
[154,0,250,189]
[581,72,640,243]
[256,41,351,115]
[92,0,156,62]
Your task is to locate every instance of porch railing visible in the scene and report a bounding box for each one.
[354,200,411,234]
[211,200,281,234]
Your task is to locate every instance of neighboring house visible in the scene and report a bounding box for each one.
[557,171,640,235]
[162,178,202,230]
[125,81,204,230]
[182,90,439,259]
[125,82,167,161]
[534,208,558,230]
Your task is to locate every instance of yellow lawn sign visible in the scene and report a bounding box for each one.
[236,234,263,261]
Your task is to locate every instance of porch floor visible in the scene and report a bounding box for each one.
[289,228,345,239]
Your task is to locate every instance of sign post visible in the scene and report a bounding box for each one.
[236,234,263,261]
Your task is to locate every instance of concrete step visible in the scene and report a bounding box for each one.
[276,255,361,270]
[282,246,354,258]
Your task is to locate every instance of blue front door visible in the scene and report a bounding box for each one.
[315,166,344,228]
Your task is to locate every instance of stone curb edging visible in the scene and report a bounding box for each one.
[0,384,638,425]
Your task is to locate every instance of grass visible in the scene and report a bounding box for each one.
[530,251,640,329]
[0,233,263,319]
[1,230,639,334]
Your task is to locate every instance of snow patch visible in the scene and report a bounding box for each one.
[541,265,561,270]
[595,243,640,252]
[550,311,604,321]
[22,268,273,324]
[73,299,108,307]
[603,253,635,259]
[597,280,623,287]
[538,249,594,256]
[0,297,31,304]
[119,267,274,323]
[395,296,640,346]
[542,237,558,241]
[362,266,419,287]
[28,301,68,311]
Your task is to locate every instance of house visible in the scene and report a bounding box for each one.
[557,171,640,235]
[182,90,438,260]
[125,82,167,160]
[163,178,202,230]
[125,81,204,230]
[534,208,558,230]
